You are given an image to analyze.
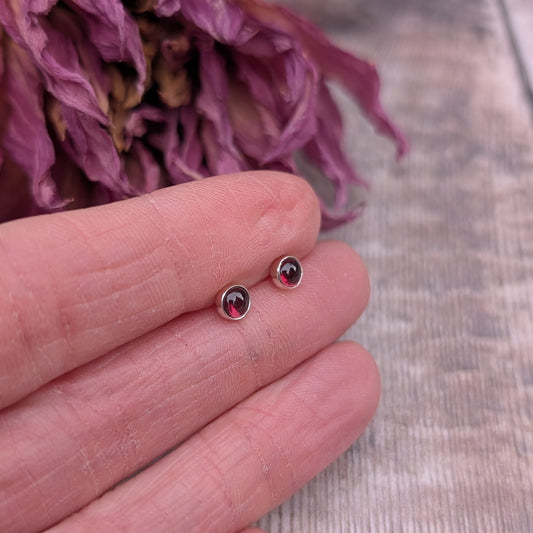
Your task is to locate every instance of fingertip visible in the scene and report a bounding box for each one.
[312,240,371,321]
[332,241,371,307]
[246,170,322,244]
[349,247,371,312]
[335,340,381,429]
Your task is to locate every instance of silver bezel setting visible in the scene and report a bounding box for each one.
[270,256,303,290]
[216,284,251,321]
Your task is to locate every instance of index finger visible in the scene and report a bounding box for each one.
[0,171,320,409]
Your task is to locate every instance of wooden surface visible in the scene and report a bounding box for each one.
[258,0,533,531]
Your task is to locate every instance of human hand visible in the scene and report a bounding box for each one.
[0,171,379,533]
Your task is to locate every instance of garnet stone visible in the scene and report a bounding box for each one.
[272,256,303,289]
[218,285,251,320]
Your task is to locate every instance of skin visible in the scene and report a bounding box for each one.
[0,171,379,533]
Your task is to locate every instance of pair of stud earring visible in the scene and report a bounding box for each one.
[216,256,303,321]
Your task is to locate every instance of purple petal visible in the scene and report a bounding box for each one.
[303,80,367,212]
[0,24,4,80]
[60,105,133,196]
[146,107,207,183]
[235,0,408,158]
[263,51,319,162]
[227,78,280,163]
[48,7,112,115]
[236,26,294,56]
[0,0,54,44]
[173,106,207,179]
[233,54,280,116]
[319,200,364,231]
[201,120,249,176]
[123,105,168,152]
[122,140,161,194]
[154,0,181,18]
[180,0,255,45]
[231,41,319,164]
[263,154,297,174]
[1,36,64,209]
[0,2,110,124]
[195,36,244,174]
[50,144,122,209]
[65,0,146,93]
[0,154,47,222]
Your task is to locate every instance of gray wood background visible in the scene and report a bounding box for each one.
[257,0,533,531]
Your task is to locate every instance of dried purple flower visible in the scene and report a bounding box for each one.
[0,0,407,227]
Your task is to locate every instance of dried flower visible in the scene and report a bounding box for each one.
[0,0,407,227]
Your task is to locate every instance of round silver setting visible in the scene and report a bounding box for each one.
[216,284,251,321]
[270,256,303,290]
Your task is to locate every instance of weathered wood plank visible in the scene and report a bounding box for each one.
[501,0,533,102]
[257,0,533,531]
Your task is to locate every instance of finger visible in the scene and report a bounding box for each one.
[0,241,369,533]
[0,171,320,409]
[48,341,380,533]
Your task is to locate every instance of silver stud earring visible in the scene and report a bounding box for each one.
[270,256,303,290]
[216,284,251,320]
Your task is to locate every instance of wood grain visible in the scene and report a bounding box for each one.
[258,0,533,531]
[501,0,533,103]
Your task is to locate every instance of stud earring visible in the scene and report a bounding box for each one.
[216,284,251,320]
[270,256,303,290]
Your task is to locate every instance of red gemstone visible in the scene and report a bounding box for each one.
[222,286,250,320]
[278,257,302,288]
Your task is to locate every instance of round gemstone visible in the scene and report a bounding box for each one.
[278,257,302,288]
[221,286,250,320]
